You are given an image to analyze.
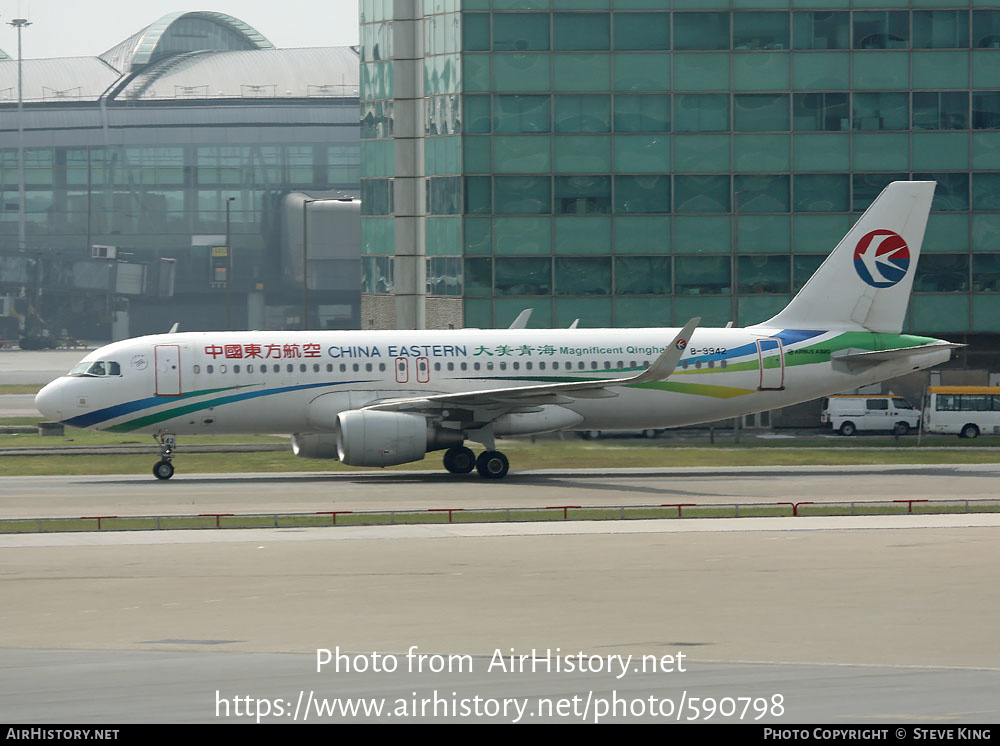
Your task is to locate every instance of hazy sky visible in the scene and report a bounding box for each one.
[0,1,360,59]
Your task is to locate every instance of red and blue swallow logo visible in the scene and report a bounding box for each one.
[853,230,910,288]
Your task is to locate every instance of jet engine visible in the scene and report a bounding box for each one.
[335,410,462,467]
[290,433,340,459]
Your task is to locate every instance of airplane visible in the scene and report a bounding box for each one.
[35,181,961,480]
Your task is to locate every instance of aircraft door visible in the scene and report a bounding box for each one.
[416,356,430,384]
[395,357,409,384]
[755,338,785,391]
[155,344,182,396]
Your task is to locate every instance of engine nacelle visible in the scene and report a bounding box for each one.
[290,433,340,459]
[336,410,429,467]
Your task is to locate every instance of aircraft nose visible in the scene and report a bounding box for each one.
[35,380,67,421]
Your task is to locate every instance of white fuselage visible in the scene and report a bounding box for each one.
[35,326,950,437]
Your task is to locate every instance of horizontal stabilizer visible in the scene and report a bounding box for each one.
[832,342,964,367]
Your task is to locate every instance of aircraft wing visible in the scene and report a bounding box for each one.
[365,318,700,414]
[832,341,964,367]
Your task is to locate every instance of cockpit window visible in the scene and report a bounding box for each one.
[69,360,121,377]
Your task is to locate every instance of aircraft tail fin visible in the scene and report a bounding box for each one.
[760,181,935,334]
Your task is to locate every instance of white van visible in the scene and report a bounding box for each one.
[820,395,920,436]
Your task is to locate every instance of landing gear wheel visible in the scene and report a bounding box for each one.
[839,421,857,436]
[476,450,509,480]
[443,446,476,474]
[153,460,175,480]
[893,422,910,436]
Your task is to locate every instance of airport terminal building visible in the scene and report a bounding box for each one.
[360,1,1000,368]
[0,11,361,340]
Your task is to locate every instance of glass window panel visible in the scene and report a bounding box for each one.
[791,52,849,89]
[614,216,670,254]
[614,175,670,213]
[674,12,730,51]
[735,175,790,213]
[613,53,670,91]
[913,92,969,130]
[674,216,731,253]
[973,92,1000,129]
[464,176,492,214]
[464,217,492,255]
[554,94,611,133]
[674,94,729,132]
[493,53,550,92]
[973,173,1000,211]
[793,11,848,50]
[911,172,968,211]
[734,94,789,132]
[854,11,909,49]
[912,51,970,90]
[614,13,670,51]
[493,13,549,51]
[463,54,490,92]
[553,13,610,51]
[913,10,969,49]
[738,255,791,293]
[914,253,969,292]
[464,95,491,133]
[554,135,611,172]
[734,12,789,50]
[793,255,825,291]
[973,11,1000,49]
[494,135,550,172]
[793,214,852,253]
[463,298,492,329]
[793,93,848,131]
[614,135,670,173]
[673,134,730,173]
[464,136,491,173]
[464,258,493,295]
[674,176,731,213]
[615,257,671,294]
[553,54,611,91]
[924,213,969,253]
[672,53,730,90]
[494,176,551,213]
[734,134,789,172]
[614,95,670,132]
[852,173,907,212]
[674,255,731,294]
[737,215,790,254]
[973,132,1000,170]
[554,216,612,254]
[555,257,611,295]
[853,93,909,130]
[613,297,672,328]
[493,216,551,254]
[794,174,850,212]
[493,95,551,133]
[463,13,490,51]
[495,257,551,295]
[426,176,462,214]
[555,175,611,214]
[733,53,789,91]
[852,133,909,170]
[972,254,1000,292]
[853,52,910,89]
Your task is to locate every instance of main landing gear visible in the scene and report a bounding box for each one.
[442,446,510,479]
[153,432,176,480]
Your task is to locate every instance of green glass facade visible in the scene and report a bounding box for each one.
[360,1,1000,336]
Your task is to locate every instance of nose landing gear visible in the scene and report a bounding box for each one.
[153,432,176,480]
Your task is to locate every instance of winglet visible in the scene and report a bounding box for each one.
[628,317,700,384]
[167,322,179,334]
[508,309,532,329]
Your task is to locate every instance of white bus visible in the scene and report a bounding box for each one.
[922,386,1000,439]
